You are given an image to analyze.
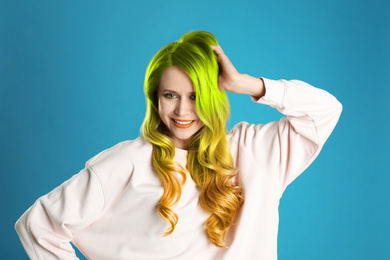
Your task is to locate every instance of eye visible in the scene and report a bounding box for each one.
[190,94,196,101]
[163,93,176,99]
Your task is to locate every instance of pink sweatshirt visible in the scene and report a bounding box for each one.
[16,78,342,260]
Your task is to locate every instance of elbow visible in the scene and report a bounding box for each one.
[335,99,343,122]
[331,98,343,121]
[15,210,33,254]
[15,208,32,242]
[15,211,27,235]
[336,99,343,114]
[15,211,41,260]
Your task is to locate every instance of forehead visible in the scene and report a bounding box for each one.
[159,66,194,92]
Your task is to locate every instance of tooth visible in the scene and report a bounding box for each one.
[174,120,193,125]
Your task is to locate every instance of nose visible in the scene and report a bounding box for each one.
[174,98,192,117]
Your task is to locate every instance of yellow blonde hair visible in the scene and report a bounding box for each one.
[141,31,243,247]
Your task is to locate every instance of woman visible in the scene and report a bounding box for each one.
[16,31,342,259]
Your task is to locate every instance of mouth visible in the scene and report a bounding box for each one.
[171,118,195,128]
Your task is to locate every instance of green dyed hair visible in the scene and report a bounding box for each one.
[141,31,243,248]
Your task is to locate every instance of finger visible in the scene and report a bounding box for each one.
[210,44,224,54]
[211,45,238,76]
[210,45,227,64]
[210,45,225,62]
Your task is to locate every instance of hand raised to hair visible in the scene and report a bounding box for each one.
[210,45,265,99]
[210,45,240,92]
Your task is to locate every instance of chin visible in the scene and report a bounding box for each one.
[169,124,203,147]
[171,131,197,142]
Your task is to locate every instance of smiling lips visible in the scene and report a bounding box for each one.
[171,118,195,128]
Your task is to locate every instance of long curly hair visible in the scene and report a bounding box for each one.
[141,31,243,248]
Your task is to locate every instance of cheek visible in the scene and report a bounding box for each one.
[158,99,172,120]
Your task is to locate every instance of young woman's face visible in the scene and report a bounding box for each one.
[158,66,204,149]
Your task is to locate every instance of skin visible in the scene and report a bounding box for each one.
[158,45,266,149]
[158,66,204,149]
[210,45,265,99]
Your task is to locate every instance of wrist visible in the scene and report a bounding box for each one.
[240,74,265,99]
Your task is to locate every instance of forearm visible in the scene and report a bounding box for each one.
[230,78,342,190]
[15,201,80,260]
[227,74,266,100]
[210,45,265,98]
[259,78,343,146]
[15,167,104,259]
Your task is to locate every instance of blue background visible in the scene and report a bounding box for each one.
[1,0,389,259]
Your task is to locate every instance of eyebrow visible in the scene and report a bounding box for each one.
[161,89,196,95]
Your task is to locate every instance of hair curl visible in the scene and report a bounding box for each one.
[141,31,243,248]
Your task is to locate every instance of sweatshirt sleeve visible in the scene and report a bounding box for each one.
[15,164,105,260]
[230,77,342,193]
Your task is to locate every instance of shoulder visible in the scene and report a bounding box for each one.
[228,121,280,164]
[229,121,278,144]
[59,137,153,205]
[81,136,153,198]
[86,136,152,174]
